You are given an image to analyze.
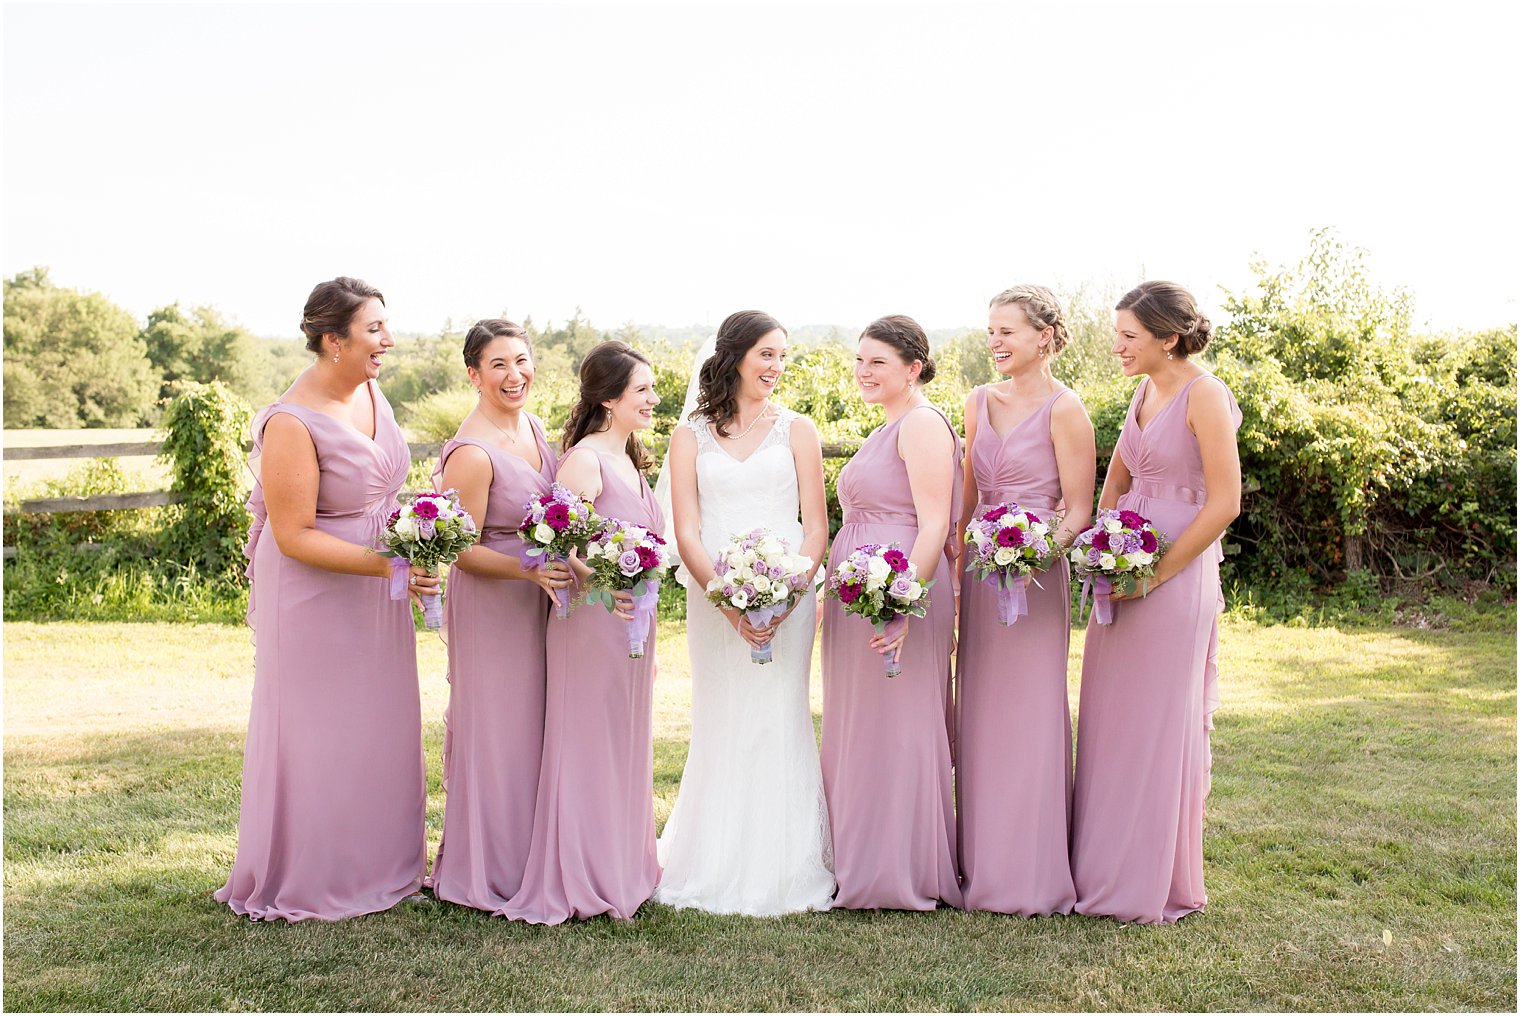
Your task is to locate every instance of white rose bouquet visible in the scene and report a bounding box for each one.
[704,527,814,665]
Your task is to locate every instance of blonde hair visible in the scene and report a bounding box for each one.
[989,284,1070,356]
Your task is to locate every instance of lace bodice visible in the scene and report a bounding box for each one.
[686,407,804,556]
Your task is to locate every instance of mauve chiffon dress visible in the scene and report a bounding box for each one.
[956,385,1079,915]
[216,381,426,922]
[821,403,964,910]
[501,448,666,924]
[1070,373,1241,924]
[428,416,557,912]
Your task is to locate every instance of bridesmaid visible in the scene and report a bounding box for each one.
[821,315,963,911]
[429,320,573,913]
[956,285,1095,916]
[216,277,437,922]
[1070,280,1242,924]
[502,340,665,924]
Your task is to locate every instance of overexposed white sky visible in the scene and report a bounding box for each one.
[4,0,1516,336]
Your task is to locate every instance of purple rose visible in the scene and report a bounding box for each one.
[618,550,642,576]
[714,558,730,577]
[741,584,756,599]
[417,517,436,539]
[889,577,913,598]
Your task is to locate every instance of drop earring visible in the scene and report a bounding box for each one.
[1167,350,1175,361]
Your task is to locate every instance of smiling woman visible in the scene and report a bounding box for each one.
[214,277,438,923]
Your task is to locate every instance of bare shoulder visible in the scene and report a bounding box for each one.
[1187,374,1235,418]
[786,412,820,443]
[1051,388,1093,424]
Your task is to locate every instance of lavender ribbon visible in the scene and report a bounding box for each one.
[389,557,443,629]
[743,601,789,665]
[521,546,573,619]
[388,556,411,601]
[1081,574,1114,625]
[993,573,1029,626]
[870,613,909,678]
[627,579,661,658]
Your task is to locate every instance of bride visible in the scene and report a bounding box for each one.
[653,310,836,915]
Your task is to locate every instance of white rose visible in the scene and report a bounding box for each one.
[706,577,722,593]
[999,513,1016,527]
[1032,522,1049,537]
[759,537,783,557]
[1103,517,1123,534]
[732,591,750,609]
[993,546,1016,566]
[867,556,891,583]
[533,523,556,544]
[626,526,647,542]
[394,514,419,540]
[753,574,773,593]
[972,527,990,546]
[1099,553,1117,570]
[907,582,924,601]
[1130,550,1154,567]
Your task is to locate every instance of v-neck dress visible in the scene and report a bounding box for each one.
[216,380,426,922]
[501,448,667,924]
[956,384,1078,916]
[821,404,964,911]
[1070,373,1241,924]
[429,417,558,912]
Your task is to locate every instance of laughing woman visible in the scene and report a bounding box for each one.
[1069,281,1242,924]
[502,340,666,924]
[820,315,963,911]
[429,320,573,913]
[217,277,436,922]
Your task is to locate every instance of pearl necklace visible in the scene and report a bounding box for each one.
[723,402,773,440]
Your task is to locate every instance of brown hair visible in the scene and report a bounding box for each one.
[860,314,937,383]
[463,318,531,369]
[692,310,787,437]
[990,284,1070,356]
[1115,280,1213,357]
[561,340,655,471]
[299,277,384,354]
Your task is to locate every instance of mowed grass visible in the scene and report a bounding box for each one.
[3,614,1515,1012]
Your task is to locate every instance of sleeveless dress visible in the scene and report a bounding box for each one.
[1070,373,1242,924]
[956,385,1078,915]
[500,449,666,924]
[654,408,835,916]
[821,404,964,910]
[429,417,558,912]
[216,380,426,922]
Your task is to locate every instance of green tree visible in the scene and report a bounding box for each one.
[2,267,157,427]
[140,303,261,402]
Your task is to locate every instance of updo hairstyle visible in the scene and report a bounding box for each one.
[561,340,655,471]
[990,284,1070,356]
[860,314,936,383]
[692,310,787,437]
[463,319,531,369]
[300,277,384,355]
[1115,281,1213,357]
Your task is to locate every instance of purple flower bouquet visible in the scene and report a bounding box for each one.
[518,482,602,618]
[704,527,814,664]
[1069,507,1168,625]
[963,501,1058,626]
[583,517,668,658]
[825,542,929,677]
[380,489,479,629]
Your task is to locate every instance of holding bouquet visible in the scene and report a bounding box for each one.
[519,482,603,618]
[584,517,668,658]
[1069,507,1167,625]
[381,489,480,629]
[704,527,815,665]
[825,542,930,677]
[962,501,1058,626]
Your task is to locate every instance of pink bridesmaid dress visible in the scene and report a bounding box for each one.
[501,449,666,924]
[821,404,964,910]
[428,416,557,912]
[1070,373,1241,924]
[216,380,426,922]
[956,385,1078,915]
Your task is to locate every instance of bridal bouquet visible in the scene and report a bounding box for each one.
[519,482,602,618]
[1069,507,1167,625]
[380,489,479,630]
[583,517,668,658]
[825,542,929,678]
[704,527,814,665]
[963,501,1058,626]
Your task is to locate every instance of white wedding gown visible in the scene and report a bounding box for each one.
[654,408,836,915]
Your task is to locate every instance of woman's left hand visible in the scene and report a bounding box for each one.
[1109,573,1166,602]
[869,617,910,658]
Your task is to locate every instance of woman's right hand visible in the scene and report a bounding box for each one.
[529,559,574,601]
[720,605,774,650]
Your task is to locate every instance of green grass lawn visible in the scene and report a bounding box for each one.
[3,614,1515,1011]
